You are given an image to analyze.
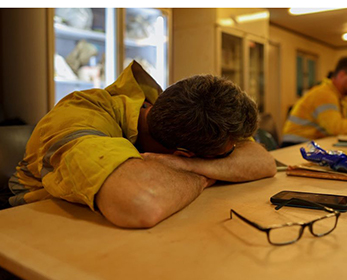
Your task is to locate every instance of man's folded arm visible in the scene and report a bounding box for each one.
[142,140,277,182]
[190,140,277,182]
[96,141,276,229]
[95,158,214,229]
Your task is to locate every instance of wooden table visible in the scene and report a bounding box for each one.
[1,137,347,280]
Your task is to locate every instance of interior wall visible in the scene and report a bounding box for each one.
[0,9,5,122]
[269,25,336,135]
[335,49,347,63]
[0,10,4,122]
[172,8,217,82]
[267,42,281,141]
[0,8,49,125]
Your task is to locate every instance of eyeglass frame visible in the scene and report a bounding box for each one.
[230,198,341,246]
[177,144,236,159]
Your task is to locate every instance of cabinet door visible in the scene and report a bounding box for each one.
[124,8,169,89]
[53,8,113,104]
[220,30,266,113]
[221,32,243,88]
[248,40,265,112]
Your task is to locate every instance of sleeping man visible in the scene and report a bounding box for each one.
[7,61,276,228]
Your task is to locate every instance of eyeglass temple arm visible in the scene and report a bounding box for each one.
[230,209,267,231]
[274,198,335,213]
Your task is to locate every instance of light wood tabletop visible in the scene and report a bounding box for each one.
[1,137,347,280]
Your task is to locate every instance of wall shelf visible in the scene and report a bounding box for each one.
[55,78,104,88]
[54,23,105,41]
[124,37,168,48]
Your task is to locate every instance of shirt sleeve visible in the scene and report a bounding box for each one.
[313,90,347,135]
[41,134,142,210]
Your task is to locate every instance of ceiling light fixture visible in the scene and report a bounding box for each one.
[236,11,269,23]
[342,33,347,41]
[288,8,345,15]
[218,18,235,27]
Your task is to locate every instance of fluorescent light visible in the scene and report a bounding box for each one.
[289,8,345,15]
[342,33,347,41]
[236,11,269,23]
[218,18,235,27]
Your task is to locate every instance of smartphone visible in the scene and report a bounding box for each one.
[334,135,347,147]
[270,190,347,211]
[337,134,347,142]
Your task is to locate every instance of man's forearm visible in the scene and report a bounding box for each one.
[142,141,276,182]
[188,141,277,182]
[96,158,212,228]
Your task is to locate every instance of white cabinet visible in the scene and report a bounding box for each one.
[173,8,268,112]
[124,8,170,89]
[54,24,107,102]
[221,32,243,89]
[219,28,266,112]
[53,8,109,104]
[53,8,171,106]
[248,40,265,112]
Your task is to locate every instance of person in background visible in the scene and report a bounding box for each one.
[6,61,276,228]
[282,57,347,147]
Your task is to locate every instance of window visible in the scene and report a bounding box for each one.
[296,51,318,97]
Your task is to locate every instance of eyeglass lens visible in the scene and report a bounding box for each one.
[268,214,338,245]
[311,214,338,236]
[268,224,303,245]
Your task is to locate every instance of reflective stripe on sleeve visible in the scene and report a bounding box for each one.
[282,134,310,143]
[288,115,328,135]
[41,129,108,178]
[311,104,339,119]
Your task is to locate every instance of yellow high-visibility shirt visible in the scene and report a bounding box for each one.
[9,61,162,210]
[282,78,347,144]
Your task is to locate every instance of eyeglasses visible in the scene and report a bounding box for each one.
[177,144,236,159]
[230,198,341,246]
[212,144,236,159]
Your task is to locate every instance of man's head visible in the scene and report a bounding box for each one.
[147,75,259,157]
[332,57,347,95]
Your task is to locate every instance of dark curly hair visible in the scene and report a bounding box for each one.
[147,75,259,157]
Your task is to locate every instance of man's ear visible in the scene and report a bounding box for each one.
[173,150,195,158]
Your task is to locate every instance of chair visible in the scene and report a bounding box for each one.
[254,128,278,151]
[258,113,279,145]
[254,113,279,151]
[0,125,35,209]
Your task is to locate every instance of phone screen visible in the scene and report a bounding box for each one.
[275,191,347,206]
